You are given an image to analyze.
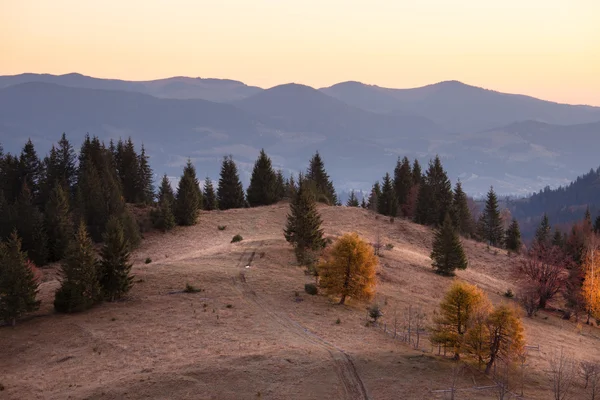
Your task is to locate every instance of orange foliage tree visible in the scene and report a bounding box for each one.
[318,232,378,305]
[582,238,600,324]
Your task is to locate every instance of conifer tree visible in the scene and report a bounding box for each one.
[1,154,22,203]
[0,231,41,326]
[19,139,43,204]
[360,197,367,209]
[15,183,48,266]
[535,213,551,247]
[552,228,566,249]
[157,174,175,206]
[56,133,77,191]
[378,173,398,217]
[505,219,522,253]
[174,160,201,226]
[412,159,423,186]
[54,221,101,313]
[99,216,134,301]
[117,138,141,203]
[451,180,474,237]
[286,174,297,199]
[217,156,245,210]
[394,156,413,206]
[274,170,285,201]
[415,156,452,226]
[138,144,154,204]
[306,151,337,205]
[346,190,359,207]
[247,149,278,207]
[431,213,468,276]
[153,197,176,232]
[203,176,217,211]
[478,186,504,247]
[284,181,326,264]
[45,183,73,262]
[367,181,381,212]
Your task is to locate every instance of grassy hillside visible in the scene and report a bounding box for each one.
[1,204,599,399]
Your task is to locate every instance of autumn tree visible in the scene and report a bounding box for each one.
[378,173,398,217]
[99,216,134,301]
[478,186,504,247]
[246,149,278,207]
[431,213,468,276]
[217,155,246,210]
[306,151,337,205]
[284,181,326,264]
[0,231,41,326]
[318,232,378,305]
[482,305,525,375]
[431,281,489,360]
[505,219,522,254]
[54,222,101,313]
[346,190,359,207]
[582,238,600,324]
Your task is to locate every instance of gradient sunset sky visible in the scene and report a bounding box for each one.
[1,0,599,105]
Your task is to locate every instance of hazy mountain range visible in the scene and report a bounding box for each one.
[1,72,599,196]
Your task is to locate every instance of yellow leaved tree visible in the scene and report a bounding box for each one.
[582,238,600,324]
[318,232,378,305]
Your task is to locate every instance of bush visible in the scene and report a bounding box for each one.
[504,289,514,298]
[389,217,395,224]
[226,304,233,309]
[145,257,152,264]
[184,283,202,293]
[385,243,394,251]
[368,303,383,322]
[335,318,341,325]
[304,283,318,295]
[218,225,227,231]
[231,234,243,243]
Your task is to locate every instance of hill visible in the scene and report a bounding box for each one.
[1,204,598,399]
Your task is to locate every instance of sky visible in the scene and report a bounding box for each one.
[1,0,599,105]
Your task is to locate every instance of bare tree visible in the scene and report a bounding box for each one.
[413,306,427,350]
[549,348,577,400]
[581,362,599,389]
[372,231,382,257]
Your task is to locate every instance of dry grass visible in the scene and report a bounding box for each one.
[1,203,599,399]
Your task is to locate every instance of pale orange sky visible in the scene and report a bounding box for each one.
[1,0,599,105]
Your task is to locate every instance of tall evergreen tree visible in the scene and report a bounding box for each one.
[152,175,176,231]
[274,170,286,201]
[412,159,423,186]
[117,138,141,203]
[54,222,101,313]
[534,213,551,247]
[431,213,468,276]
[247,149,278,207]
[203,176,217,211]
[505,219,522,253]
[157,174,175,206]
[56,133,77,191]
[15,183,48,266]
[138,144,154,204]
[360,197,367,209]
[367,181,381,212]
[1,154,22,204]
[451,180,474,237]
[174,160,201,226]
[284,181,326,264]
[306,151,337,205]
[415,156,453,226]
[478,186,504,247]
[217,156,245,210]
[45,183,73,262]
[0,231,40,326]
[378,173,398,217]
[552,228,566,249]
[346,190,359,207]
[18,139,43,204]
[99,217,134,301]
[394,156,413,206]
[286,174,297,199]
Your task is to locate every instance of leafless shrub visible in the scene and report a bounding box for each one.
[581,361,600,400]
[549,348,577,400]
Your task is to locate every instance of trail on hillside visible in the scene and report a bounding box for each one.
[232,241,370,400]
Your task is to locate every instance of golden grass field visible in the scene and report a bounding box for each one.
[2,204,599,399]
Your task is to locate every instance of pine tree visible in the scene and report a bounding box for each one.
[284,181,326,264]
[346,190,359,207]
[137,144,154,204]
[451,180,474,237]
[99,216,134,301]
[414,156,452,226]
[552,228,566,249]
[478,186,504,247]
[45,183,73,262]
[174,160,201,226]
[412,159,423,186]
[378,173,398,217]
[1,154,22,204]
[54,222,101,313]
[56,133,77,191]
[535,214,551,247]
[203,176,217,210]
[217,156,245,210]
[367,182,381,212]
[247,149,278,207]
[19,139,44,204]
[505,219,522,253]
[394,156,413,206]
[157,174,175,206]
[306,151,337,205]
[274,170,286,201]
[153,197,176,232]
[360,197,367,209]
[286,174,297,200]
[15,183,48,266]
[431,213,468,276]
[0,231,41,326]
[118,138,141,203]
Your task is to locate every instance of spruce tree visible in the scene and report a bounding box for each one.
[138,144,154,204]
[203,176,217,210]
[451,180,474,237]
[217,156,245,210]
[158,174,175,206]
[99,216,134,301]
[478,186,504,247]
[534,213,551,246]
[360,197,367,209]
[552,228,565,249]
[412,159,423,186]
[174,160,201,226]
[274,170,286,201]
[431,213,468,276]
[306,151,337,205]
[247,149,278,207]
[394,156,413,206]
[1,154,22,204]
[118,138,141,203]
[15,183,48,266]
[284,181,326,264]
[56,133,77,191]
[153,197,176,232]
[19,139,44,205]
[0,231,41,326]
[286,174,297,199]
[45,183,73,262]
[346,190,359,207]
[367,182,381,212]
[415,156,452,226]
[505,219,522,253]
[378,173,398,217]
[54,222,101,313]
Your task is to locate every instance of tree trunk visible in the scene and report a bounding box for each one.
[339,295,346,305]
[485,355,495,375]
[538,296,547,310]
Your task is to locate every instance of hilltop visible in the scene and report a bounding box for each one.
[1,204,598,399]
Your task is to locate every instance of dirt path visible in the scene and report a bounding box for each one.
[232,241,370,400]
